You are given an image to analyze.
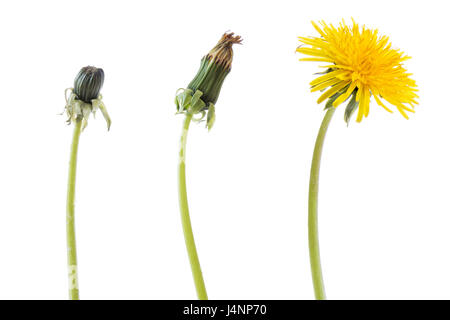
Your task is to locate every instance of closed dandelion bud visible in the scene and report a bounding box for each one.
[63,66,110,300]
[176,32,242,130]
[64,66,111,130]
[74,66,104,103]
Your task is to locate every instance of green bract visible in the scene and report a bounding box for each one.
[175,88,215,130]
[318,75,359,125]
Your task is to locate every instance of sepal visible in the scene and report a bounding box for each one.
[206,103,215,131]
[344,92,359,125]
[64,89,111,131]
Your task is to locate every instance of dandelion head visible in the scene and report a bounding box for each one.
[297,20,418,123]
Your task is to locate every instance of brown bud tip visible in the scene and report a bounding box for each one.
[206,32,242,70]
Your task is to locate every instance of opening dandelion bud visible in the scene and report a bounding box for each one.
[174,32,242,300]
[175,32,242,128]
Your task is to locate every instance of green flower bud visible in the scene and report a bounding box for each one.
[188,32,241,106]
[74,66,104,103]
[64,66,111,130]
[175,32,242,130]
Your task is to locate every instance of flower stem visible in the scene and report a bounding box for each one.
[178,114,208,300]
[308,107,335,300]
[66,118,82,300]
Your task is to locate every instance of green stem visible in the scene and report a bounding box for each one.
[308,107,335,300]
[66,118,82,300]
[178,114,208,300]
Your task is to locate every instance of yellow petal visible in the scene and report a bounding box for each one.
[373,94,393,113]
[310,70,345,86]
[297,47,329,58]
[363,87,370,117]
[311,77,341,92]
[317,81,350,104]
[333,81,357,107]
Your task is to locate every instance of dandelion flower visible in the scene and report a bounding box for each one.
[297,21,418,300]
[297,20,418,123]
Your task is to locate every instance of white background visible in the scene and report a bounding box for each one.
[0,0,448,300]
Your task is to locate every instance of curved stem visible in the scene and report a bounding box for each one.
[308,107,335,300]
[178,114,208,300]
[66,118,82,300]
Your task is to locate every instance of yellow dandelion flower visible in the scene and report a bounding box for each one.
[299,21,420,300]
[297,20,418,123]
